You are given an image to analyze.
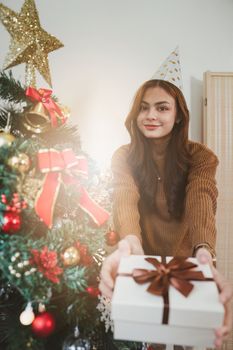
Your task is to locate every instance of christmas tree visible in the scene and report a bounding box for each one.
[0,68,124,349]
[0,1,148,349]
[0,71,113,350]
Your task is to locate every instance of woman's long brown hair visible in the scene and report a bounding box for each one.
[125,79,190,219]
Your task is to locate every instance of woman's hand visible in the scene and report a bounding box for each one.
[196,247,233,349]
[99,235,144,299]
[195,246,212,264]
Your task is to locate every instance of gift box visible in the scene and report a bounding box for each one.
[111,255,224,347]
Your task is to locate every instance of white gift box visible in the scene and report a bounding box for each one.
[111,255,224,348]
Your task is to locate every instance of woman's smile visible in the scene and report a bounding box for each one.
[143,124,162,130]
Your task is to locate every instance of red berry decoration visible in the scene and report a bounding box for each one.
[2,212,21,233]
[105,230,120,246]
[0,193,27,213]
[86,285,100,298]
[75,241,93,266]
[81,252,94,266]
[31,312,55,337]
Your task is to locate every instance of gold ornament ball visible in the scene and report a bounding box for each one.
[0,132,15,147]
[62,247,80,266]
[8,153,30,173]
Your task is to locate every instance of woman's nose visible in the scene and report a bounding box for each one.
[147,108,158,119]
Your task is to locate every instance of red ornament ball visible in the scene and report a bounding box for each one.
[2,212,21,233]
[105,230,120,246]
[31,312,55,337]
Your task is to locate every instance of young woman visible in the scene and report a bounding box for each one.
[99,79,232,349]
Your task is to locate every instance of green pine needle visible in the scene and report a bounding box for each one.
[0,71,26,104]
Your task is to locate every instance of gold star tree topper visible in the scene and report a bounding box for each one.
[0,0,64,87]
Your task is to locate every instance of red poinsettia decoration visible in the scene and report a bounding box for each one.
[30,246,63,283]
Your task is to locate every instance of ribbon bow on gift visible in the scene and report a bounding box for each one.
[26,87,66,127]
[35,149,109,228]
[132,257,211,324]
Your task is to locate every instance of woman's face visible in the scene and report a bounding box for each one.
[136,86,177,139]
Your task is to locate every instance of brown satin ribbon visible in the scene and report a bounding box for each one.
[118,256,213,325]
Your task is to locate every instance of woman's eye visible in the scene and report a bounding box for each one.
[158,106,168,112]
[140,105,148,111]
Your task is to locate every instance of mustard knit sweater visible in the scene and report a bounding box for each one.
[112,137,219,257]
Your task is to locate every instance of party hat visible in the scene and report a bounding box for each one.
[152,46,182,90]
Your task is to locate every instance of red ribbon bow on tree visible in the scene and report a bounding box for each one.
[132,257,211,324]
[35,149,109,228]
[26,87,66,127]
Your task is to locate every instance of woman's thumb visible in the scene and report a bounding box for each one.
[118,239,131,256]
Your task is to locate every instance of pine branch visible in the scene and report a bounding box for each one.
[37,124,81,150]
[0,110,82,150]
[63,266,87,291]
[0,71,26,104]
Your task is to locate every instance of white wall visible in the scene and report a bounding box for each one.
[1,0,233,169]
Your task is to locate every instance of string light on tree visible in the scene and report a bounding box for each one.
[38,303,46,313]
[19,302,35,326]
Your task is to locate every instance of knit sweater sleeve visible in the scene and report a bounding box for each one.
[111,146,142,241]
[185,142,219,255]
